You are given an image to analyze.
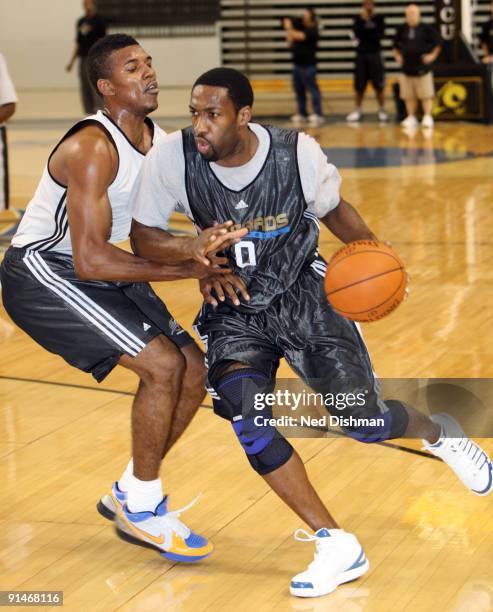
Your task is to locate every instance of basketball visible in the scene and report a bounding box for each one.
[324,240,408,322]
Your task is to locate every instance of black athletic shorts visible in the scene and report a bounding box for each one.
[195,266,379,400]
[1,247,194,382]
[354,52,385,93]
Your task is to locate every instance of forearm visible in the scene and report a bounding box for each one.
[321,198,378,243]
[131,222,196,264]
[288,30,306,42]
[430,45,441,60]
[0,103,16,124]
[66,47,78,68]
[74,241,195,282]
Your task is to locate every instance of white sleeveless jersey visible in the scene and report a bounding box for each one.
[12,111,166,255]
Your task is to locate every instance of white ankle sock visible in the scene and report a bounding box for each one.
[117,458,134,492]
[126,473,163,513]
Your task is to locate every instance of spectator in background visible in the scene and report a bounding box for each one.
[480,1,493,64]
[393,4,441,129]
[283,8,324,127]
[66,0,106,114]
[346,0,387,123]
[0,52,17,211]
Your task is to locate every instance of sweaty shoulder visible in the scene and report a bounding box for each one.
[50,124,118,187]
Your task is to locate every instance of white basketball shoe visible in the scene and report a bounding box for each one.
[290,528,369,598]
[422,413,493,496]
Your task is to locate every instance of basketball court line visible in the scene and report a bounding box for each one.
[0,374,440,461]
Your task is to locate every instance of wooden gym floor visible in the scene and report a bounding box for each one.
[0,113,493,611]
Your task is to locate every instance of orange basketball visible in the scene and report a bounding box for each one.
[324,240,408,322]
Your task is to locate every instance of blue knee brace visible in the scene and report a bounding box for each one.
[214,368,293,474]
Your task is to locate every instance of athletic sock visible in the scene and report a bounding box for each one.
[126,473,164,513]
[117,458,134,492]
[426,425,444,447]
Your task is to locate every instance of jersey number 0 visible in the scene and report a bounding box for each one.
[234,240,257,268]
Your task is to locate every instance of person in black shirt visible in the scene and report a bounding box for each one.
[283,8,324,126]
[393,4,441,129]
[346,0,387,123]
[480,1,493,64]
[66,0,106,114]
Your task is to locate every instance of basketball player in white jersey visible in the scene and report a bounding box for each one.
[0,35,247,562]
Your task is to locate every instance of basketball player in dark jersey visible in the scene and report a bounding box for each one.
[130,68,493,597]
[0,38,247,562]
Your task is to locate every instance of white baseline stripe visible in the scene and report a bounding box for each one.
[24,254,142,355]
[32,252,145,351]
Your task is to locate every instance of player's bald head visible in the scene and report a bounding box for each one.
[406,3,421,26]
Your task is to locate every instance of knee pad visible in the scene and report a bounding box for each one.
[244,434,293,475]
[214,368,294,474]
[341,399,409,443]
[210,367,274,421]
[232,415,293,475]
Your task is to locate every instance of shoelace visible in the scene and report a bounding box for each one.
[294,529,320,542]
[162,493,202,540]
[294,529,338,570]
[448,438,489,470]
[425,437,489,472]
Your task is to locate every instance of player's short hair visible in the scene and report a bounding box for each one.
[87,34,139,95]
[193,67,254,112]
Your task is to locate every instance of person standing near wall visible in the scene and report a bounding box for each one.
[66,0,106,115]
[283,8,324,127]
[0,51,17,211]
[393,4,441,129]
[346,0,387,123]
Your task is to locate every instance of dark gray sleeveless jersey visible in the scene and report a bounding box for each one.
[182,125,324,311]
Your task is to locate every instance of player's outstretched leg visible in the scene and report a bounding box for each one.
[329,391,493,496]
[339,394,493,496]
[100,335,213,561]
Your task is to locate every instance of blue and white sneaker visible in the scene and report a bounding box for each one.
[115,495,213,563]
[290,528,369,598]
[97,481,126,521]
[423,413,493,496]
